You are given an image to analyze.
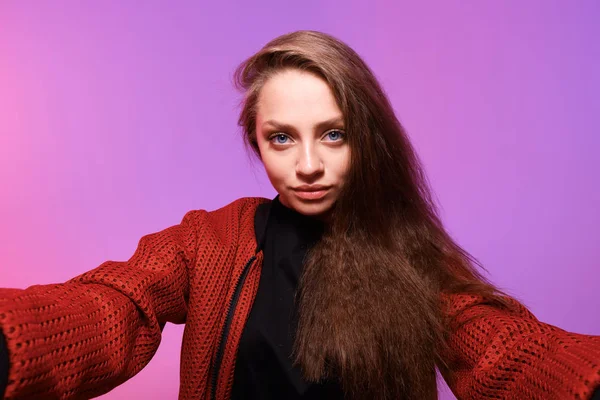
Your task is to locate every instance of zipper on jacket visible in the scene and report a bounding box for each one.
[210,255,257,400]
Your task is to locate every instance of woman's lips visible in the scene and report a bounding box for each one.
[293,188,329,200]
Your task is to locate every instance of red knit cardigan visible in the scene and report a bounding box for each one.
[0,197,599,399]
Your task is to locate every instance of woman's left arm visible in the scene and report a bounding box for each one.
[440,292,600,399]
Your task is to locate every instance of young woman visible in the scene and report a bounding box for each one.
[1,30,599,400]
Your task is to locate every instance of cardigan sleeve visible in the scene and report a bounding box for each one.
[440,292,600,399]
[1,329,7,399]
[0,209,202,399]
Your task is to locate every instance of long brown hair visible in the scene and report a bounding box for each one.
[234,30,511,399]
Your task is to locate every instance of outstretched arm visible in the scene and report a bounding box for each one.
[0,209,202,399]
[440,292,600,399]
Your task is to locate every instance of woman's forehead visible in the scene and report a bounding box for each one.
[257,70,342,126]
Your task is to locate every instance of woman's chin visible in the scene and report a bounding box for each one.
[285,198,335,219]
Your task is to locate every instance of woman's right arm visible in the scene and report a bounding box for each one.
[1,329,7,398]
[0,209,203,399]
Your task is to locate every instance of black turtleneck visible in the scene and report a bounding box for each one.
[0,197,599,399]
[231,196,344,399]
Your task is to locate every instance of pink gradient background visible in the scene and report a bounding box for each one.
[1,2,598,399]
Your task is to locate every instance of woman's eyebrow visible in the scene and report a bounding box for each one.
[261,116,345,132]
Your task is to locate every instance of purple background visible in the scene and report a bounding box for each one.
[1,2,598,399]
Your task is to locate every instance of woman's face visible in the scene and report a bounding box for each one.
[256,69,350,218]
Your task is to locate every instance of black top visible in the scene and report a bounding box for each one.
[0,197,599,399]
[231,195,344,399]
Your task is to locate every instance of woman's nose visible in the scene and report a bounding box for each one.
[296,145,324,177]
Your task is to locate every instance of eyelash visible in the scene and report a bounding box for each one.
[268,129,346,145]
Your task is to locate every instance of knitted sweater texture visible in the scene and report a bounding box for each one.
[0,197,599,399]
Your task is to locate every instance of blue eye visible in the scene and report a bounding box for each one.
[326,130,344,141]
[272,134,289,144]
